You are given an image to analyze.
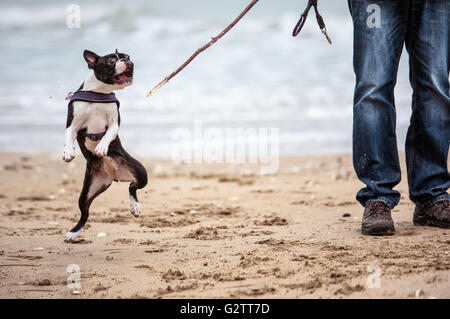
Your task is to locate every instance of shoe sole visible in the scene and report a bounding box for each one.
[361,224,395,236]
[413,212,450,229]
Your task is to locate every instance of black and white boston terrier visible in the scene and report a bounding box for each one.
[63,49,148,242]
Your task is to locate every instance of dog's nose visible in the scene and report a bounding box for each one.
[116,61,128,74]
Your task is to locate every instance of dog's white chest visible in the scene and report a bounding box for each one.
[72,101,118,152]
[73,101,117,132]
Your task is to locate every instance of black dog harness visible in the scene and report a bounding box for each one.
[66,90,120,141]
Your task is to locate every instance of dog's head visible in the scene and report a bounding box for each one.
[83,49,134,88]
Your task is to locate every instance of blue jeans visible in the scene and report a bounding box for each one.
[348,0,450,209]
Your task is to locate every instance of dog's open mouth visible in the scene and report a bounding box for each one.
[114,69,133,84]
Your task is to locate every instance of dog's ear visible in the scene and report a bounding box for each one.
[83,50,99,69]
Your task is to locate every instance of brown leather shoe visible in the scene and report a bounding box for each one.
[361,201,395,235]
[413,200,450,229]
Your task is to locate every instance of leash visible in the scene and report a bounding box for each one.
[292,0,332,44]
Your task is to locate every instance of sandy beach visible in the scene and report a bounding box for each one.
[0,152,448,299]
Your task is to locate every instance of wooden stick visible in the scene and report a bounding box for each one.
[146,0,260,97]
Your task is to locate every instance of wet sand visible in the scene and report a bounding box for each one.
[0,152,448,298]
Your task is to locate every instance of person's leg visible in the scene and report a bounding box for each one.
[349,0,409,209]
[404,0,450,209]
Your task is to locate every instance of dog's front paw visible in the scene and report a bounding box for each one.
[94,143,108,157]
[64,231,80,242]
[63,146,75,162]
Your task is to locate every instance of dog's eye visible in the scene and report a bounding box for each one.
[108,58,116,65]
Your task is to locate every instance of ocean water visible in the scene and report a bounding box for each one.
[0,0,413,158]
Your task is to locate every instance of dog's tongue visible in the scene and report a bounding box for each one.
[116,73,129,81]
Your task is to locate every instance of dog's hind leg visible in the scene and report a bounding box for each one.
[127,158,148,218]
[64,163,112,242]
